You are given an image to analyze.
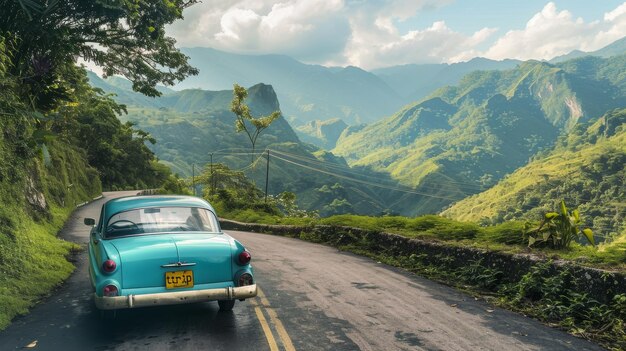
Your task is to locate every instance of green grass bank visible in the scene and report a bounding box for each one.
[0,138,101,330]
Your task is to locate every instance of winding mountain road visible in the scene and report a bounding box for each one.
[0,192,605,350]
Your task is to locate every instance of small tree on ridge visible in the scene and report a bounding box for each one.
[230,83,280,164]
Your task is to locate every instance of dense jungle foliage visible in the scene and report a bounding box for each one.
[0,0,198,329]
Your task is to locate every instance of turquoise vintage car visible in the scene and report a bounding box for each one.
[84,195,257,312]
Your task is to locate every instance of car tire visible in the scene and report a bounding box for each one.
[218,300,235,311]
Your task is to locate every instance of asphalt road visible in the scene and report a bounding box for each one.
[0,192,606,350]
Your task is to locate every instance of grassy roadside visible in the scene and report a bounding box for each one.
[221,216,626,350]
[223,210,626,270]
[0,205,78,329]
[0,140,102,331]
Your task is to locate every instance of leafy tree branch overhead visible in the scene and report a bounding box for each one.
[1,0,199,99]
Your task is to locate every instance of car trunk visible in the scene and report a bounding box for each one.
[111,234,233,289]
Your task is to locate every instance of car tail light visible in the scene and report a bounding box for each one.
[238,251,251,265]
[102,259,116,273]
[103,285,119,297]
[238,273,253,286]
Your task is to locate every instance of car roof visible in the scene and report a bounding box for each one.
[103,196,216,224]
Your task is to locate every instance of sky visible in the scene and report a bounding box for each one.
[165,0,626,70]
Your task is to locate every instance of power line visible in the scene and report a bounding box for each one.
[270,153,463,201]
[211,147,262,154]
[214,152,265,156]
[268,149,486,194]
[211,148,488,192]
[269,149,488,190]
[198,150,624,235]
[206,149,625,219]
[211,148,486,197]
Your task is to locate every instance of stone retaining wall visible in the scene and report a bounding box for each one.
[220,219,626,304]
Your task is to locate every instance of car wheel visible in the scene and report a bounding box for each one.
[218,300,235,311]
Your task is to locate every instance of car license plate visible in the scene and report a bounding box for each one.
[165,270,194,289]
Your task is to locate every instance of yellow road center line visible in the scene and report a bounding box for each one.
[254,305,279,351]
[258,288,297,351]
[257,287,272,307]
[266,308,296,351]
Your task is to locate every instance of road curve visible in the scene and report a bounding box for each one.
[0,192,605,350]
[230,230,605,351]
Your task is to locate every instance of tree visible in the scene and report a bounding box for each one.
[48,65,169,190]
[1,0,198,104]
[198,163,262,201]
[230,83,280,163]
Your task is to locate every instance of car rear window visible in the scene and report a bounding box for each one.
[105,207,219,238]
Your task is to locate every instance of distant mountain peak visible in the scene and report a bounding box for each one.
[342,65,367,72]
[175,47,403,125]
[550,36,626,63]
[247,83,281,111]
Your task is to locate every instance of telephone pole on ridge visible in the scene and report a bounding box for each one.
[265,149,270,203]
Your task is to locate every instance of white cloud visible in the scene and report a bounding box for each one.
[605,2,626,22]
[167,0,457,67]
[166,1,626,69]
[484,2,626,61]
[344,18,497,68]
[168,0,349,61]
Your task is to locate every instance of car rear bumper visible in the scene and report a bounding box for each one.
[94,284,258,310]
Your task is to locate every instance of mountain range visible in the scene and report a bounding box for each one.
[174,47,403,126]
[371,57,520,103]
[88,73,417,216]
[171,48,520,130]
[154,40,624,150]
[88,37,626,233]
[333,54,626,220]
[550,36,626,63]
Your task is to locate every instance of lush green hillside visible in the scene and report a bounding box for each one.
[92,53,626,219]
[443,108,626,237]
[334,55,626,216]
[334,97,457,161]
[0,133,101,330]
[173,47,404,125]
[120,83,300,175]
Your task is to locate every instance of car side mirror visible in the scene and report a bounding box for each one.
[84,218,96,226]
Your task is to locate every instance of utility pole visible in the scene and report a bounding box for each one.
[210,153,214,194]
[265,149,270,203]
[192,163,195,196]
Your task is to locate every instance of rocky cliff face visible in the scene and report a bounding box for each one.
[296,118,349,149]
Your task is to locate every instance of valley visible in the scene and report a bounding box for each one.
[89,48,626,237]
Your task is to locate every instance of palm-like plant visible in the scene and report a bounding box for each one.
[526,200,594,249]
